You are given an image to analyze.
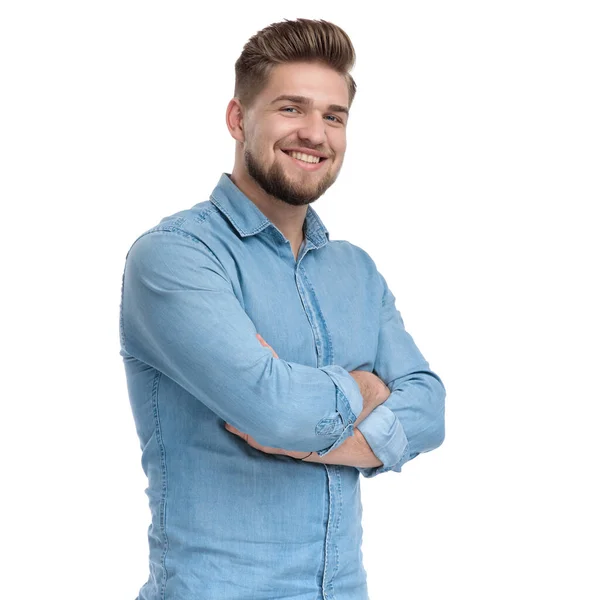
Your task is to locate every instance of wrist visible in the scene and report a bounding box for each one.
[353,427,383,467]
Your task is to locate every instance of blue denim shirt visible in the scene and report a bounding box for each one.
[119,173,445,600]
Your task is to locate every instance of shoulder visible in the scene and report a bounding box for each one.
[324,239,385,294]
[125,200,223,256]
[326,238,379,271]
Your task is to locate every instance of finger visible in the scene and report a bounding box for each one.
[256,334,267,346]
[256,333,279,358]
[225,423,242,437]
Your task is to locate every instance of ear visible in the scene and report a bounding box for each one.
[226,98,245,143]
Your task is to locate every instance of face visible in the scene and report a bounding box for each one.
[241,62,349,206]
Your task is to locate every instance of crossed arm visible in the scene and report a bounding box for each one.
[122,231,445,478]
[224,272,446,476]
[225,334,390,469]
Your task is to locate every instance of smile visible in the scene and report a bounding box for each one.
[286,151,321,164]
[280,149,328,171]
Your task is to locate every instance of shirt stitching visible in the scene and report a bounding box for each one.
[209,192,270,236]
[150,371,170,600]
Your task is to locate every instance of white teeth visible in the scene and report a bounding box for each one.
[288,151,321,164]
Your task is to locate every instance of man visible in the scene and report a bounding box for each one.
[120,18,445,600]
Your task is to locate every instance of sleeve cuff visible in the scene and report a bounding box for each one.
[314,365,364,456]
[356,405,410,478]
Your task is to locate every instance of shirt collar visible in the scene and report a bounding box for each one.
[209,173,330,249]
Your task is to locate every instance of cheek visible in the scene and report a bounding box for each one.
[273,120,304,147]
[247,131,273,162]
[332,140,347,164]
[330,130,347,156]
[252,123,287,157]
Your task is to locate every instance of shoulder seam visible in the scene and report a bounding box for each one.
[128,227,230,284]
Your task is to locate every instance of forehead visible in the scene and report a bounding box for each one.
[257,62,349,109]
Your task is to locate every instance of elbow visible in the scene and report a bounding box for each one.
[430,409,445,450]
[410,374,445,453]
[415,407,444,455]
[426,379,446,451]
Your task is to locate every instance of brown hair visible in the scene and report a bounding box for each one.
[234,18,357,109]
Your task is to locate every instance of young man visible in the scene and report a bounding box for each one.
[120,18,445,600]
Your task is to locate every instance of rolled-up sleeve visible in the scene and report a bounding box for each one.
[356,405,410,477]
[314,365,364,456]
[356,272,445,478]
[120,228,363,452]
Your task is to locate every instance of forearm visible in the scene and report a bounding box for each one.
[379,374,446,455]
[302,428,383,468]
[352,270,446,477]
[298,370,389,467]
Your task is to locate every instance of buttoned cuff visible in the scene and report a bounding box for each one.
[314,365,364,456]
[356,405,410,478]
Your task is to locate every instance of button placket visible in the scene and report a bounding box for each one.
[293,249,341,599]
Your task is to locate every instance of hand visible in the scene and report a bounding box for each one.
[224,422,311,459]
[256,333,278,358]
[224,421,381,468]
[225,334,309,460]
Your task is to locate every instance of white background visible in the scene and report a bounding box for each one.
[2,1,599,599]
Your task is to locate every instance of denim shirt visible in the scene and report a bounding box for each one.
[119,173,445,600]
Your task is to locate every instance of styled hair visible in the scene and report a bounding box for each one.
[234,18,357,109]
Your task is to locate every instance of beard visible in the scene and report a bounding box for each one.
[244,146,339,206]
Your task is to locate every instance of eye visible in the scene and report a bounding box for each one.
[325,114,344,125]
[281,106,300,114]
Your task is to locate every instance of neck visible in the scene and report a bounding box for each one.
[230,165,307,257]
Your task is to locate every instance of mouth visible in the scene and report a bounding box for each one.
[280,149,329,171]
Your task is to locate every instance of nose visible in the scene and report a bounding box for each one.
[297,111,327,146]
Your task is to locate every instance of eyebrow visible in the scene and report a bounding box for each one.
[270,94,349,115]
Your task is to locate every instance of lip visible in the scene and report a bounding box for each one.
[280,149,328,171]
